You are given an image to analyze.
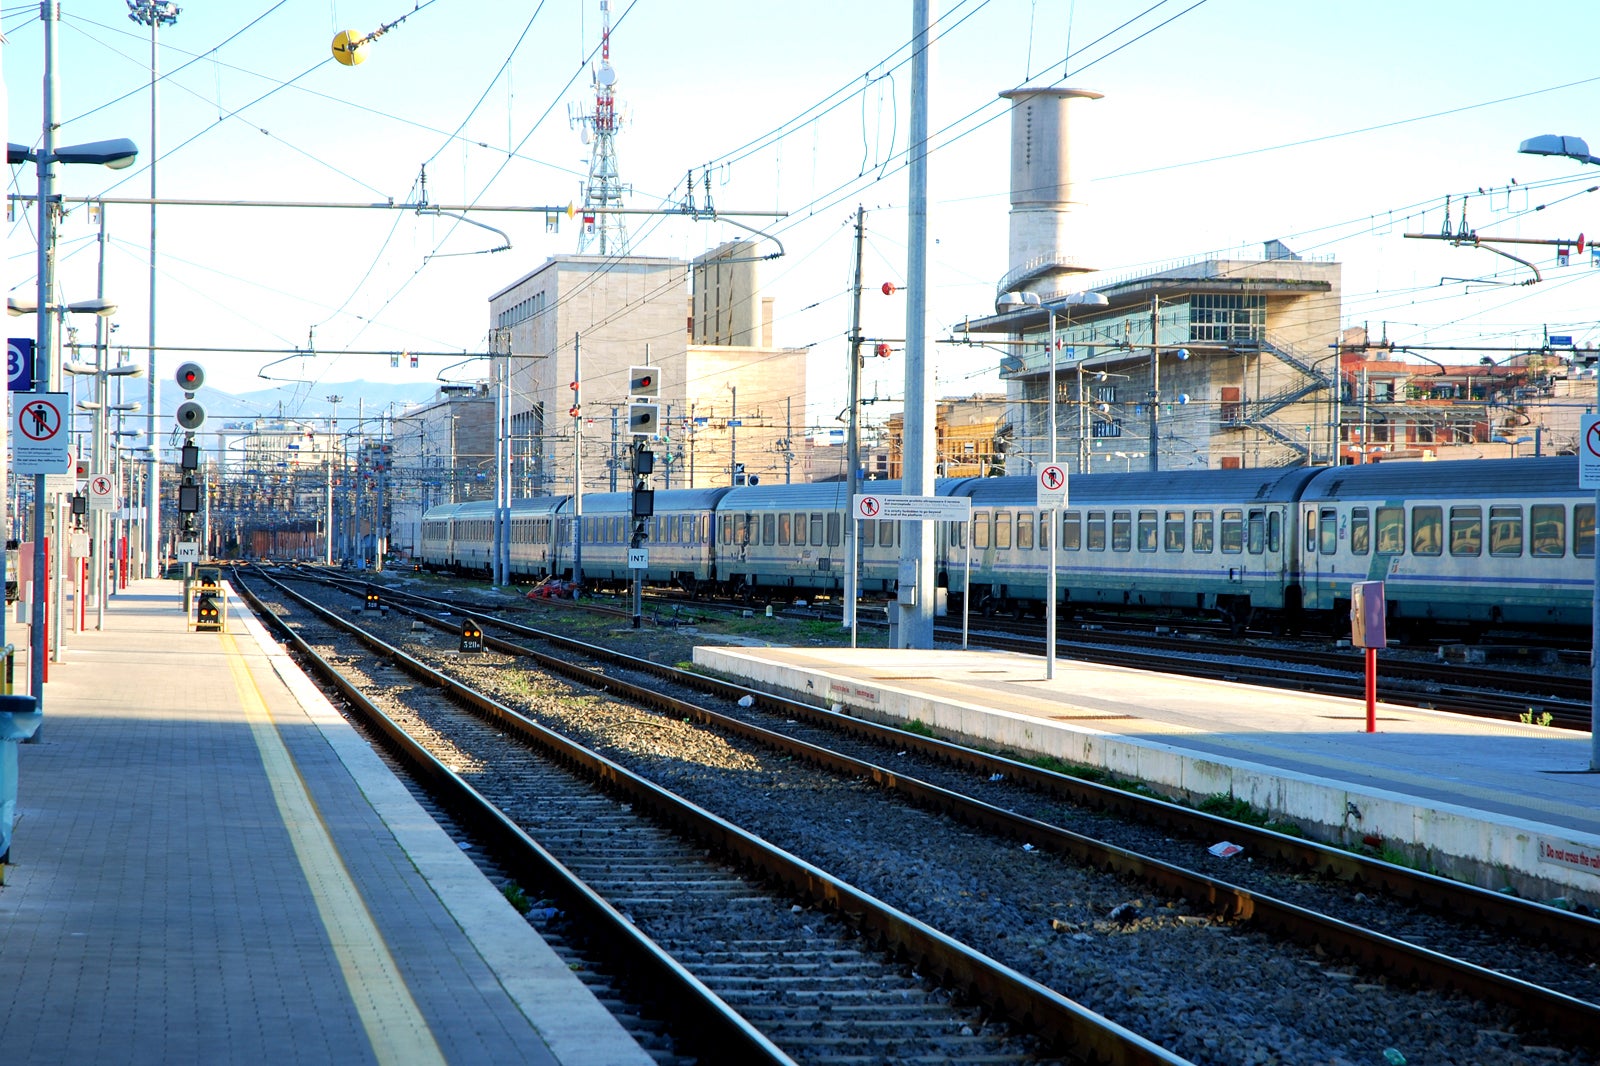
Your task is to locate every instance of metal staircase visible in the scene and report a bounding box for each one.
[1220,332,1337,464]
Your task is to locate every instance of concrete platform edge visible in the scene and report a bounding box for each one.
[230,584,654,1066]
[695,645,1600,906]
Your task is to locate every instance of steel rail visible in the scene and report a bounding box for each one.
[242,568,1189,1066]
[228,574,797,1066]
[306,571,1600,1048]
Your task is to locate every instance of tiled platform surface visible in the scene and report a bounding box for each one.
[696,643,1600,907]
[0,580,652,1066]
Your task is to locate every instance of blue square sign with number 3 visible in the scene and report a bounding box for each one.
[6,339,34,392]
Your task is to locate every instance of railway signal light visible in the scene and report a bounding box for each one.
[628,365,660,399]
[628,402,660,437]
[175,362,204,393]
[460,618,484,652]
[364,591,380,611]
[176,401,206,430]
[633,448,654,475]
[631,487,655,517]
[195,591,221,632]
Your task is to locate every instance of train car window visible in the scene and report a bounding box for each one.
[974,512,991,549]
[1062,512,1081,551]
[720,514,733,544]
[1267,511,1281,552]
[1578,504,1596,559]
[793,513,807,546]
[777,513,790,545]
[1449,507,1482,557]
[862,521,876,548]
[811,514,825,546]
[1304,508,1317,553]
[1410,506,1443,556]
[995,512,1013,549]
[1531,504,1566,557]
[1318,508,1337,555]
[762,514,776,545]
[1375,507,1405,555]
[1192,511,1214,553]
[951,521,966,549]
[1164,511,1185,552]
[1111,510,1132,552]
[827,513,842,547]
[1039,513,1051,550]
[701,514,712,543]
[1016,512,1034,550]
[1350,507,1369,555]
[1137,510,1158,552]
[1246,510,1265,554]
[1086,511,1106,551]
[1220,509,1243,554]
[880,519,895,546]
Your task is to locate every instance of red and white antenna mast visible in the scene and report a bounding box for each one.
[571,0,629,255]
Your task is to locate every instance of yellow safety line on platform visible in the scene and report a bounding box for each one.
[221,633,447,1066]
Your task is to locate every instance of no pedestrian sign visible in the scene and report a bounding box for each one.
[14,392,71,475]
[88,473,116,512]
[1036,463,1069,508]
[1584,415,1600,489]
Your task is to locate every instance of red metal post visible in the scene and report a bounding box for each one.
[1365,646,1377,733]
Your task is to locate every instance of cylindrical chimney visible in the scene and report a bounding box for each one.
[997,87,1102,296]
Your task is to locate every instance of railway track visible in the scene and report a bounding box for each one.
[252,566,1600,1065]
[236,568,1172,1066]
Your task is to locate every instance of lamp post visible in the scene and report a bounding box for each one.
[1518,131,1600,769]
[127,0,179,579]
[12,4,138,709]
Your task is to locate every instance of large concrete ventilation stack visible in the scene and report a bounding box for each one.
[996,87,1102,308]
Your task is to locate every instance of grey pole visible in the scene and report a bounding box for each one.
[1149,294,1160,473]
[571,333,583,588]
[843,206,865,632]
[93,210,107,629]
[30,4,59,708]
[129,1,179,580]
[895,0,936,649]
[1046,310,1058,680]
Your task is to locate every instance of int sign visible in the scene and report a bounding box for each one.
[1583,415,1600,489]
[1036,463,1068,508]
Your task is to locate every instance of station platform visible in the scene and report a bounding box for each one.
[0,580,652,1066]
[694,643,1600,907]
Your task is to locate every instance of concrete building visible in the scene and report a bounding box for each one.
[487,243,806,494]
[883,395,1010,479]
[969,248,1343,473]
[387,386,495,555]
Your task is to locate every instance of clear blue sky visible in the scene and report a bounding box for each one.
[7,0,1600,430]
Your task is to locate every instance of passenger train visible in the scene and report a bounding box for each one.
[418,457,1594,634]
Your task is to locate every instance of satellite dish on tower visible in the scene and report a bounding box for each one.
[596,64,616,87]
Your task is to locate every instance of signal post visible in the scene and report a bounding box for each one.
[628,366,660,629]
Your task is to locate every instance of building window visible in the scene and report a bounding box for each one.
[1188,293,1265,343]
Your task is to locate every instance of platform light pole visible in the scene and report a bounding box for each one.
[127,0,179,579]
[13,4,138,710]
[1517,131,1600,770]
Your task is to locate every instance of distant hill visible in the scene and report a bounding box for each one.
[173,381,447,429]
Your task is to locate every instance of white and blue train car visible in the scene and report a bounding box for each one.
[718,481,906,598]
[507,496,565,579]
[552,488,727,591]
[420,497,565,578]
[1296,456,1593,629]
[945,468,1321,624]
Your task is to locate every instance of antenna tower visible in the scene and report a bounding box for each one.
[572,1,629,255]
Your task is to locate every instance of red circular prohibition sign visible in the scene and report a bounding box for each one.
[19,398,62,442]
[1587,420,1600,458]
